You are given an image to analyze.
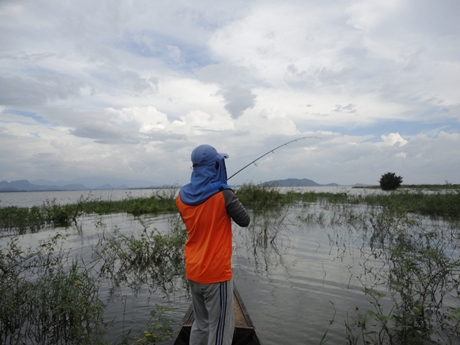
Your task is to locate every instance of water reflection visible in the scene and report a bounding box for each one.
[2,199,460,344]
[0,186,379,208]
[234,203,460,345]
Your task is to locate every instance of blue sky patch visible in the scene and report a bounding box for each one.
[335,119,460,141]
[116,31,216,71]
[4,109,57,126]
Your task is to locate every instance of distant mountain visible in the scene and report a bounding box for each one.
[1,178,344,192]
[260,178,339,187]
[0,180,34,191]
[32,176,153,189]
[95,184,113,190]
[0,179,155,192]
[0,179,87,192]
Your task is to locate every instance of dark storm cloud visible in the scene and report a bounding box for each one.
[196,63,251,84]
[219,86,256,119]
[70,123,140,144]
[0,76,50,106]
[120,70,158,93]
[334,104,356,113]
[69,122,183,145]
[0,75,83,106]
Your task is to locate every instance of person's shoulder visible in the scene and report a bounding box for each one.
[221,188,237,203]
[220,188,235,195]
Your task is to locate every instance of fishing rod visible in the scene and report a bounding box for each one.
[227,136,321,180]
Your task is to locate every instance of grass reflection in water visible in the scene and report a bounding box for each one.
[1,184,460,344]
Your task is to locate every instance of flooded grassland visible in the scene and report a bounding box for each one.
[1,186,460,345]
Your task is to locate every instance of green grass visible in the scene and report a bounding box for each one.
[350,189,460,219]
[0,190,178,234]
[94,217,187,295]
[1,184,459,234]
[235,184,460,219]
[1,219,186,344]
[0,234,106,345]
[354,184,460,191]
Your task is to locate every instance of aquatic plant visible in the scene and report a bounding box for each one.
[0,234,106,345]
[293,199,460,344]
[94,216,187,296]
[0,216,187,344]
[235,183,285,210]
[134,304,174,344]
[335,207,460,344]
[2,184,460,235]
[352,189,460,220]
[3,184,460,344]
[0,190,178,235]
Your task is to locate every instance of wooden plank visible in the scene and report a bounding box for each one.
[171,286,261,345]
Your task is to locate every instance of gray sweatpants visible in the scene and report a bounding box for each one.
[188,279,234,345]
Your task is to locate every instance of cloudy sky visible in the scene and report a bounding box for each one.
[1,0,459,187]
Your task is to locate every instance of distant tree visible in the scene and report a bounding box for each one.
[379,172,403,191]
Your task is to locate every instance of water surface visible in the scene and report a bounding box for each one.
[1,190,458,344]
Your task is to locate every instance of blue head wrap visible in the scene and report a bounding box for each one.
[179,144,230,206]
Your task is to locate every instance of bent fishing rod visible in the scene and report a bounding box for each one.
[227,136,321,180]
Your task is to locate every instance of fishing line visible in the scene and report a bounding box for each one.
[227,136,321,180]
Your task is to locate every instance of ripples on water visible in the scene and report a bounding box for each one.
[232,205,378,344]
[1,188,459,344]
[0,186,378,208]
[0,189,176,208]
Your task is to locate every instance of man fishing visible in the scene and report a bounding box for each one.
[176,144,250,345]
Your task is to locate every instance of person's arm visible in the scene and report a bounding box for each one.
[222,189,250,227]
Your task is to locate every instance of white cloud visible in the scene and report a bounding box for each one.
[380,133,408,147]
[345,1,401,32]
[106,106,169,132]
[0,0,459,186]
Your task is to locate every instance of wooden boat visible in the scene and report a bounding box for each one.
[171,286,262,345]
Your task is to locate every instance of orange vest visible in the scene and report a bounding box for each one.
[176,192,233,284]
